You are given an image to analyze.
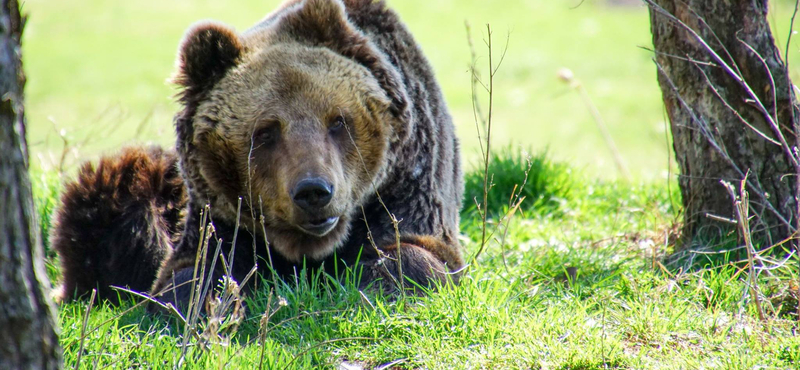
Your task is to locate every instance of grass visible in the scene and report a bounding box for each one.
[42,160,799,369]
[31,167,62,256]
[20,0,800,368]
[462,146,573,218]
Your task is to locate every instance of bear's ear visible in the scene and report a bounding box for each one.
[172,22,243,96]
[279,0,409,120]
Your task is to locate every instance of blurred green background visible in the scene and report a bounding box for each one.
[21,0,800,179]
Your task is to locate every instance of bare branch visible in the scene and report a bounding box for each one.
[737,36,780,136]
[646,0,800,169]
[654,60,795,231]
[689,56,780,146]
[721,175,766,322]
[787,0,799,70]
[638,45,718,67]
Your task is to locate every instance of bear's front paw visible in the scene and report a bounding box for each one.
[360,242,458,294]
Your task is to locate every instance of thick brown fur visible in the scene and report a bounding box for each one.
[53,0,463,311]
[52,146,186,303]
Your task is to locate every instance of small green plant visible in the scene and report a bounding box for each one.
[30,168,62,258]
[462,146,572,218]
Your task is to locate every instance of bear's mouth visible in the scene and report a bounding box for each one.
[297,216,340,237]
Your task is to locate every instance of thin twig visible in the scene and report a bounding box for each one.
[654,60,795,231]
[559,69,630,179]
[737,37,779,131]
[179,207,216,367]
[257,292,274,370]
[721,175,766,322]
[646,0,800,170]
[637,45,717,67]
[688,57,780,146]
[465,21,486,159]
[112,286,187,325]
[473,24,497,265]
[786,0,799,70]
[342,112,404,291]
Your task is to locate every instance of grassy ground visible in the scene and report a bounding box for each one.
[22,0,800,368]
[48,166,799,369]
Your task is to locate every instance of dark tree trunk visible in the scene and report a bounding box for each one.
[0,0,62,368]
[649,0,800,258]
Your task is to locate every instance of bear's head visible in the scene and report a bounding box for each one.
[171,0,410,262]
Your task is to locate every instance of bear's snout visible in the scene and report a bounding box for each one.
[291,177,340,237]
[291,177,334,212]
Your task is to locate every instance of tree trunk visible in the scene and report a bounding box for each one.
[649,0,800,260]
[0,0,62,368]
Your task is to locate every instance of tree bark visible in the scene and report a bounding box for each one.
[649,0,800,258]
[0,0,62,368]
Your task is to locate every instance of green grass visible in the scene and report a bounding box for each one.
[43,162,799,369]
[463,146,573,218]
[20,0,800,368]
[31,166,62,257]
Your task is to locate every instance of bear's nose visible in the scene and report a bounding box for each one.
[292,178,333,212]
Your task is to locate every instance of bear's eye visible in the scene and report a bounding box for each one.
[253,124,279,146]
[329,115,346,134]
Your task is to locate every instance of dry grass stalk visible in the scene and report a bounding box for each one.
[257,290,288,370]
[111,286,188,323]
[177,205,215,366]
[198,276,245,352]
[557,68,630,179]
[498,184,525,273]
[73,288,96,370]
[342,113,406,292]
[259,213,275,280]
[200,203,261,360]
[721,174,766,322]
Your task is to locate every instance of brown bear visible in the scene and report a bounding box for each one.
[52,0,463,310]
